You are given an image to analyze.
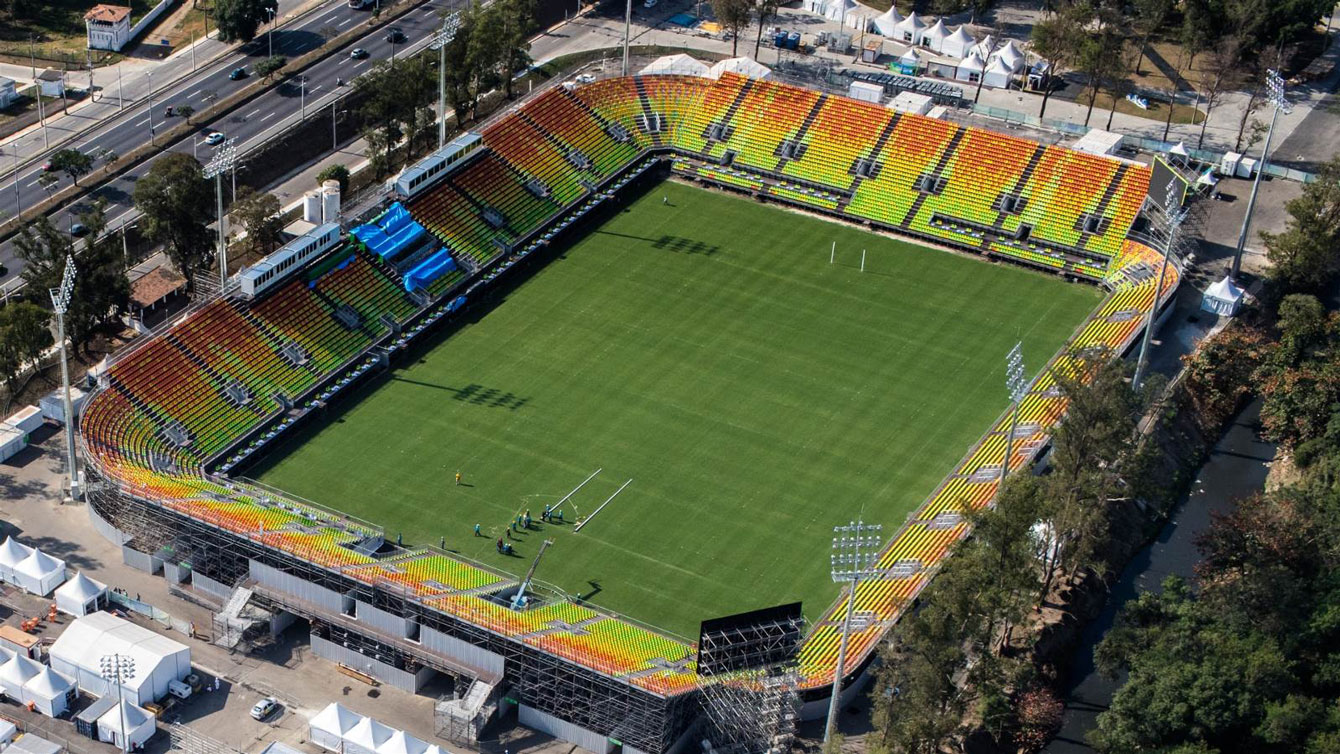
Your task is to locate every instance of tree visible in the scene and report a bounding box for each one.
[36,172,58,199]
[1265,156,1340,294]
[213,0,278,43]
[0,301,53,392]
[229,187,283,257]
[754,0,781,59]
[98,147,119,172]
[49,148,92,186]
[1030,7,1083,119]
[316,163,350,194]
[1073,7,1127,128]
[134,153,214,291]
[1130,0,1172,76]
[176,104,196,124]
[711,0,752,56]
[254,55,287,81]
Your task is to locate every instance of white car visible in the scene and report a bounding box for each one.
[575,73,596,84]
[643,0,657,7]
[204,132,226,146]
[250,697,280,721]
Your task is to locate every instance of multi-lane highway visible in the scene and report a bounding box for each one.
[0,0,457,286]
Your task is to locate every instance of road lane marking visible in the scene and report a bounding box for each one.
[245,108,260,118]
[338,16,351,25]
[188,88,202,97]
[261,111,276,121]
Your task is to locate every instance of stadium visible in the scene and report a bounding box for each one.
[79,70,1179,754]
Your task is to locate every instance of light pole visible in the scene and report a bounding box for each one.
[622,0,631,76]
[1133,181,1186,390]
[117,67,124,110]
[98,654,136,754]
[35,84,49,150]
[1231,69,1290,281]
[997,342,1027,495]
[49,256,80,501]
[146,72,156,146]
[824,520,882,745]
[2,148,20,221]
[298,75,307,118]
[204,140,237,288]
[431,14,462,150]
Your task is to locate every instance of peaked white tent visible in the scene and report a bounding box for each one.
[0,537,34,583]
[0,654,41,699]
[995,39,1024,69]
[941,26,976,58]
[377,731,430,754]
[97,700,156,750]
[970,34,995,60]
[893,12,927,44]
[872,6,903,36]
[899,48,922,66]
[55,572,108,617]
[22,666,76,717]
[1202,276,1244,316]
[983,56,1016,88]
[921,19,950,51]
[344,717,395,754]
[640,54,710,78]
[708,57,771,80]
[954,52,986,82]
[13,549,65,596]
[310,703,363,751]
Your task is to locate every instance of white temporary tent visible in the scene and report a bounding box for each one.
[22,666,76,717]
[893,12,927,44]
[377,731,430,754]
[13,549,65,596]
[0,537,34,583]
[822,0,853,21]
[310,703,363,752]
[344,717,395,754]
[97,700,156,750]
[899,48,922,68]
[995,39,1024,69]
[0,654,41,699]
[941,26,975,58]
[0,718,16,746]
[954,52,985,82]
[872,6,903,36]
[983,56,1016,88]
[970,34,995,60]
[708,57,771,80]
[55,572,108,617]
[640,54,710,77]
[1202,276,1244,317]
[921,19,950,51]
[50,612,190,706]
[7,734,62,754]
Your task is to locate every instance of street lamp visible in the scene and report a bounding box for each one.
[824,520,882,745]
[431,14,462,150]
[98,654,136,754]
[49,256,80,501]
[298,75,307,118]
[1133,181,1187,390]
[1231,69,1290,281]
[204,140,237,288]
[997,341,1027,494]
[146,71,156,146]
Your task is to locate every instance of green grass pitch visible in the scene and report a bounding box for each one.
[254,181,1102,636]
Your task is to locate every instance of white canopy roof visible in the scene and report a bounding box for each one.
[708,57,771,80]
[894,12,926,35]
[378,731,430,754]
[900,48,921,64]
[923,19,950,43]
[50,611,189,696]
[943,26,975,51]
[15,550,62,580]
[311,703,362,737]
[1170,141,1190,156]
[0,655,41,687]
[822,0,856,21]
[56,572,106,602]
[986,57,1016,75]
[24,667,74,700]
[994,41,1025,71]
[0,538,33,568]
[345,717,395,751]
[957,51,985,72]
[98,700,151,733]
[873,6,903,35]
[971,34,995,58]
[640,54,710,78]
[1205,275,1243,302]
[997,40,1023,61]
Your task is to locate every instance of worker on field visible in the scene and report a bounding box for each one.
[496,538,504,553]
[474,524,481,537]
[455,472,462,486]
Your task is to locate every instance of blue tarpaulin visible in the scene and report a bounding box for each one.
[403,249,457,291]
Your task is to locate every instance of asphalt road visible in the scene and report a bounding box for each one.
[0,0,456,287]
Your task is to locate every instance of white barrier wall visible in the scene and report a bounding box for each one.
[518,705,613,754]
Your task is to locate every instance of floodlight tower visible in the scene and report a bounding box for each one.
[824,520,882,745]
[997,341,1026,495]
[50,255,80,501]
[431,14,462,150]
[203,140,237,288]
[1231,69,1290,280]
[98,653,136,753]
[1133,181,1187,390]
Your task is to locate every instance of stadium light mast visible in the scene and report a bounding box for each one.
[1133,181,1187,390]
[1231,69,1290,281]
[204,140,237,288]
[997,342,1026,496]
[824,520,882,745]
[50,255,80,502]
[431,14,462,151]
[99,654,135,753]
[621,0,631,76]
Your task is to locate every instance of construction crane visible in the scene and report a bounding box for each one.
[511,539,554,610]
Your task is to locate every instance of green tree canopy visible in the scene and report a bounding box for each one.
[134,153,214,291]
[213,0,279,43]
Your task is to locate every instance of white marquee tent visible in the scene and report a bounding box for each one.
[970,34,995,60]
[954,52,985,82]
[871,6,903,36]
[921,19,950,52]
[378,731,430,754]
[941,26,976,58]
[55,572,108,617]
[0,654,41,699]
[0,538,34,583]
[893,12,927,44]
[995,39,1025,69]
[345,717,395,754]
[1202,276,1244,317]
[983,56,1017,88]
[13,550,65,596]
[22,666,76,717]
[50,612,190,706]
[640,54,710,77]
[97,700,156,750]
[708,57,771,80]
[310,703,362,751]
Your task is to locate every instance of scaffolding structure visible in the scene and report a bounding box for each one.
[167,723,244,754]
[697,667,799,754]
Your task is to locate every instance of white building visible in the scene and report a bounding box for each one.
[50,612,190,706]
[55,571,109,617]
[941,26,976,58]
[921,19,950,52]
[871,6,902,36]
[893,12,928,45]
[97,700,156,750]
[13,549,66,596]
[0,538,34,584]
[0,654,42,699]
[22,666,77,717]
[0,78,16,109]
[84,5,132,52]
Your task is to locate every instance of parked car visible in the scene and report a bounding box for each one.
[575,73,596,84]
[349,47,370,59]
[204,132,226,145]
[228,66,248,80]
[250,697,280,721]
[69,222,88,236]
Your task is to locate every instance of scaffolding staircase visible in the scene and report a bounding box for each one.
[435,678,499,745]
[213,583,271,651]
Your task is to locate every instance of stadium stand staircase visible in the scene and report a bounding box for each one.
[771,94,828,173]
[836,114,901,211]
[1074,164,1131,253]
[632,77,664,147]
[990,144,1048,233]
[899,127,967,230]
